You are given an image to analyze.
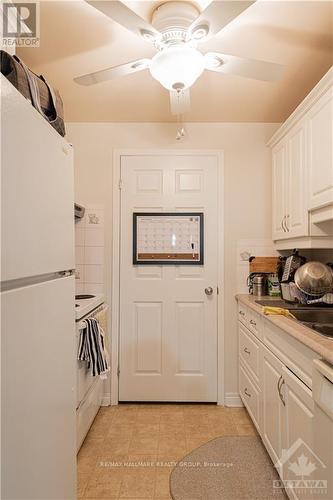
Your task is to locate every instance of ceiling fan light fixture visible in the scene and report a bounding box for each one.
[149,45,205,91]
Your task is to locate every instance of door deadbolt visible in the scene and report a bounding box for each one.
[205,287,214,296]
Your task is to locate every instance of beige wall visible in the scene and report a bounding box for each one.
[67,122,279,402]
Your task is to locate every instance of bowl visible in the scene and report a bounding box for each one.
[294,262,333,297]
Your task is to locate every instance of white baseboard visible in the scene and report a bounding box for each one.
[101,392,243,407]
[101,394,111,406]
[224,392,244,407]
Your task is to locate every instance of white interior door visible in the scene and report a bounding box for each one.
[119,154,219,402]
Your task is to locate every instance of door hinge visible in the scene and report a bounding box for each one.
[117,366,120,377]
[217,286,219,295]
[118,179,123,190]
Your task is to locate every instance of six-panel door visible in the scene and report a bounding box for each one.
[119,154,219,401]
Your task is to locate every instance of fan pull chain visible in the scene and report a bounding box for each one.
[176,91,186,140]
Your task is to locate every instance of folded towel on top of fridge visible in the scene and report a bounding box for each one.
[78,318,110,379]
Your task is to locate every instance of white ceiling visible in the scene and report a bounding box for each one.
[18,0,333,122]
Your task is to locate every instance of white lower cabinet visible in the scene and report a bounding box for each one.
[261,344,285,467]
[239,361,261,431]
[281,366,315,500]
[238,309,321,500]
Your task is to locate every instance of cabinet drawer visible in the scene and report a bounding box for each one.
[239,362,260,431]
[239,324,260,383]
[247,308,263,341]
[237,301,263,340]
[238,302,249,327]
[263,319,319,389]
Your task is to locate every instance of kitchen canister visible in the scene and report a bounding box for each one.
[268,273,281,297]
[253,275,267,296]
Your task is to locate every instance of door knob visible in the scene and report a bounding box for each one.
[205,287,214,296]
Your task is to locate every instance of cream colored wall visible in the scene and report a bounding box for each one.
[67,122,279,402]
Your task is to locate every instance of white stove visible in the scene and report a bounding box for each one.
[75,292,106,452]
[75,294,104,321]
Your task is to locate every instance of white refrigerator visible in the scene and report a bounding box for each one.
[1,75,76,499]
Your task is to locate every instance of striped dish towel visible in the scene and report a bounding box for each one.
[78,318,110,379]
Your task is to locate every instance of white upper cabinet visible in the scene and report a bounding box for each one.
[268,68,333,249]
[287,122,308,238]
[272,140,288,240]
[307,88,333,211]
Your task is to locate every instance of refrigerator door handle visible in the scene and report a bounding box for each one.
[1,270,75,292]
[58,270,75,277]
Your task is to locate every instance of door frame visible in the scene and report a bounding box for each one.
[110,149,225,405]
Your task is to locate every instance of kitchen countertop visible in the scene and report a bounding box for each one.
[236,294,333,365]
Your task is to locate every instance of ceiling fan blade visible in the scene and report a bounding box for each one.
[85,1,160,41]
[169,89,191,115]
[189,1,255,40]
[74,58,151,86]
[205,52,285,82]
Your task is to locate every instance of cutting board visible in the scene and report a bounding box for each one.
[249,257,279,274]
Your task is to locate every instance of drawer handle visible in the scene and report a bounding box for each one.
[277,375,286,406]
[239,310,245,317]
[244,388,251,398]
[243,347,251,355]
[250,319,257,326]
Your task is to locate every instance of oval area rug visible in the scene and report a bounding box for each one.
[170,436,287,500]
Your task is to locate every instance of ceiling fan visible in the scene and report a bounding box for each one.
[74,0,285,115]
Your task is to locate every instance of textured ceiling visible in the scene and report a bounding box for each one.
[17,0,333,122]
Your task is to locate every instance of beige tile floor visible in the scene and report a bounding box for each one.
[77,403,257,499]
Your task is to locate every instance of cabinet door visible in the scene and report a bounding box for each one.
[307,88,333,210]
[286,124,308,238]
[281,366,315,500]
[261,345,285,466]
[272,141,288,240]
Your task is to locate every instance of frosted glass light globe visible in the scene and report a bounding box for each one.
[149,46,205,91]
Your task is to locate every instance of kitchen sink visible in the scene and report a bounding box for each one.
[290,310,333,324]
[289,310,333,339]
[311,325,333,337]
[255,300,333,338]
[255,299,329,310]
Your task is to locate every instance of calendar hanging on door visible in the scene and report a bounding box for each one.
[133,212,204,265]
